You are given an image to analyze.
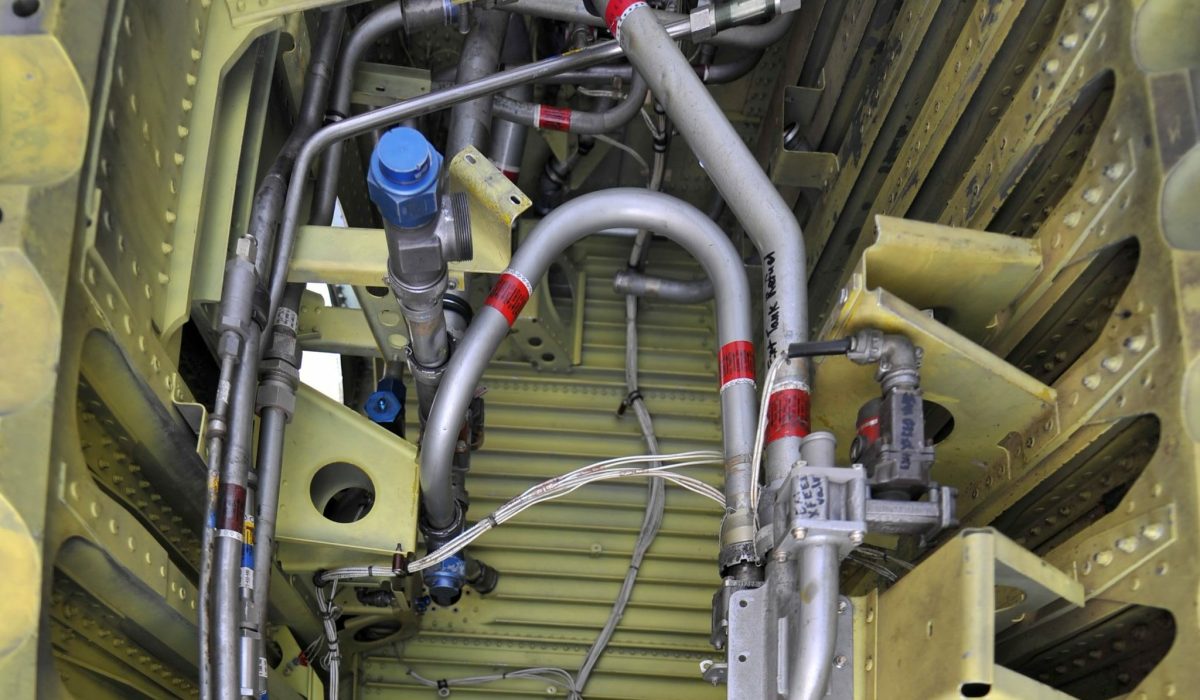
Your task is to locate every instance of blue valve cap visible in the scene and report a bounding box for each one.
[367,127,443,229]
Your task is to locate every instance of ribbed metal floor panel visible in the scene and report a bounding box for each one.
[359,236,729,698]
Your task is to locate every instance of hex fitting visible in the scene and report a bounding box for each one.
[365,376,406,424]
[367,127,443,229]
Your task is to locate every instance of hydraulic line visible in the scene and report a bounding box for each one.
[613,268,714,303]
[446,9,509,156]
[213,330,260,700]
[504,0,795,48]
[418,189,756,531]
[593,0,810,569]
[491,69,647,134]
[205,9,345,699]
[592,2,834,695]
[488,13,533,180]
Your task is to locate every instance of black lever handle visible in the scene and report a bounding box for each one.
[785,337,853,359]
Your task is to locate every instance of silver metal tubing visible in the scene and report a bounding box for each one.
[266,19,704,327]
[419,189,756,530]
[789,544,839,700]
[595,0,810,531]
[488,14,533,178]
[446,9,509,156]
[213,330,260,699]
[198,350,235,700]
[504,0,793,48]
[314,0,450,225]
[491,68,647,134]
[613,268,714,304]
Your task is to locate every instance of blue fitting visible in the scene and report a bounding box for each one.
[367,127,443,229]
[423,552,466,607]
[364,376,406,424]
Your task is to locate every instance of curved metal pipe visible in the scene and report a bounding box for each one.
[418,189,756,529]
[313,0,453,225]
[594,0,809,560]
[594,0,831,688]
[491,69,647,134]
[613,268,714,304]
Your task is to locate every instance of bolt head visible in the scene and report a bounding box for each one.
[834,654,848,669]
[773,550,788,563]
[850,531,865,545]
[791,527,807,540]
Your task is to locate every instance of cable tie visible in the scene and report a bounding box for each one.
[616,389,644,416]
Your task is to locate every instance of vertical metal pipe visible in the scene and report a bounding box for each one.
[592,0,809,569]
[789,544,839,700]
[199,350,235,700]
[213,330,260,700]
[488,14,532,180]
[446,9,509,156]
[250,406,287,633]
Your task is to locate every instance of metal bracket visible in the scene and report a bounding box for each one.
[727,587,855,699]
[869,528,1084,699]
[447,145,532,273]
[770,78,840,190]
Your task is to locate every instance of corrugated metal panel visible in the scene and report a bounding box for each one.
[359,237,729,698]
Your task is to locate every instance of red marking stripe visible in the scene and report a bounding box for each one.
[718,341,755,389]
[765,387,811,443]
[604,0,647,38]
[856,415,881,443]
[485,271,532,326]
[218,483,247,532]
[536,105,572,131]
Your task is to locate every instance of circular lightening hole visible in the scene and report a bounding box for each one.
[923,400,955,445]
[12,0,39,17]
[310,462,375,523]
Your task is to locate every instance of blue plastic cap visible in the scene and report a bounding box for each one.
[365,390,401,423]
[367,127,443,229]
[423,552,466,607]
[365,376,406,423]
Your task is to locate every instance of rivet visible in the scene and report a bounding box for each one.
[1115,536,1138,553]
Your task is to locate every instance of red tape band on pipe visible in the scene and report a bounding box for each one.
[765,386,811,443]
[485,270,533,326]
[218,483,247,532]
[856,415,881,443]
[535,104,572,131]
[605,0,648,39]
[719,340,756,391]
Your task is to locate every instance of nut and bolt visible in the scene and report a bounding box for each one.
[834,655,848,669]
[773,550,789,563]
[850,531,865,545]
[791,527,808,540]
